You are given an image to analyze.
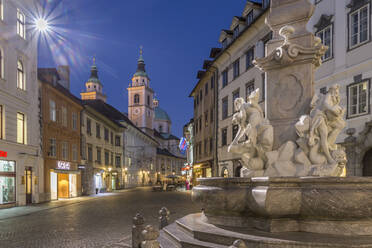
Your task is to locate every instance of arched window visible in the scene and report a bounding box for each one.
[17,60,25,90]
[134,94,140,104]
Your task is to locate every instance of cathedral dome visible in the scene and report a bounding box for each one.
[154,107,171,122]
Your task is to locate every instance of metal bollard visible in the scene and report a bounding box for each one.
[132,213,145,248]
[141,225,160,248]
[158,207,170,229]
[229,239,247,248]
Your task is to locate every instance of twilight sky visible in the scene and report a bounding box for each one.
[37,0,257,137]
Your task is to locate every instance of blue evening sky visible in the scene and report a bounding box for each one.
[37,0,258,137]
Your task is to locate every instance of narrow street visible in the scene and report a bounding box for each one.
[0,188,200,248]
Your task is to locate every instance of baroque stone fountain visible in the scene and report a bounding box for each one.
[158,0,372,247]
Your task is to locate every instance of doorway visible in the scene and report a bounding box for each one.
[363,149,372,176]
[25,168,32,204]
[58,173,69,198]
[235,165,242,177]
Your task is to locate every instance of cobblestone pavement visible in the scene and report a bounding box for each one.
[0,187,200,248]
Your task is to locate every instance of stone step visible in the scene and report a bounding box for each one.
[162,222,228,248]
[158,230,181,248]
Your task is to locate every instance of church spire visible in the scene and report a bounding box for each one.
[88,56,101,85]
[134,46,148,78]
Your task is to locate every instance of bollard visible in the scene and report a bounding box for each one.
[141,225,160,248]
[158,207,170,229]
[229,239,247,248]
[132,213,145,248]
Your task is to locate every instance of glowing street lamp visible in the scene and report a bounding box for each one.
[35,18,49,33]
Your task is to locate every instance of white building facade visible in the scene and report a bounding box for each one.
[0,0,42,207]
[308,0,372,176]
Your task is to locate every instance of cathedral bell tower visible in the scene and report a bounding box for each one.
[127,47,154,136]
[81,57,107,102]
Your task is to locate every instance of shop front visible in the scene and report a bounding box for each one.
[192,162,212,185]
[49,161,81,200]
[0,159,16,207]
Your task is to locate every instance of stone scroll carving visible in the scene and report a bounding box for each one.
[228,86,347,177]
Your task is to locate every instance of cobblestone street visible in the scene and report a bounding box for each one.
[0,187,200,248]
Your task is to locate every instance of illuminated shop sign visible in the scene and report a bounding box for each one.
[57,161,71,170]
[0,151,7,158]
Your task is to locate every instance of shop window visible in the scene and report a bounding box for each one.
[349,4,370,49]
[17,9,26,39]
[0,160,16,205]
[17,112,26,144]
[348,80,369,117]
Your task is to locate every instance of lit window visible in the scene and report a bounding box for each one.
[62,142,68,160]
[49,139,56,157]
[17,9,26,39]
[348,81,369,117]
[246,10,253,26]
[17,60,25,90]
[17,112,26,144]
[349,5,369,49]
[72,144,78,161]
[134,94,140,104]
[61,106,67,127]
[317,25,333,60]
[0,105,3,139]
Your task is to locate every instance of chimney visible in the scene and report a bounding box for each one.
[57,65,70,90]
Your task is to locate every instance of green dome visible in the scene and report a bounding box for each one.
[133,71,148,77]
[155,107,171,122]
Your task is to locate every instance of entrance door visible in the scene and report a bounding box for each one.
[58,173,69,198]
[25,168,32,204]
[111,175,116,190]
[363,149,372,176]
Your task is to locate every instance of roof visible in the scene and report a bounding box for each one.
[87,64,102,85]
[82,100,126,128]
[156,148,184,159]
[154,129,179,141]
[154,107,171,122]
[38,68,82,106]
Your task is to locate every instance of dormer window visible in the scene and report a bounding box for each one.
[246,10,254,26]
[222,38,228,49]
[233,26,239,39]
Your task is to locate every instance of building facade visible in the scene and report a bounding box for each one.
[80,63,125,194]
[0,0,42,207]
[308,0,372,176]
[39,67,83,201]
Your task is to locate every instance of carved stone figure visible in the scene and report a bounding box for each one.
[228,89,273,177]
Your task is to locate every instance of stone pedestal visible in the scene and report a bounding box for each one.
[254,0,326,149]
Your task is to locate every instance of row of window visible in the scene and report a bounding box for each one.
[194,138,214,159]
[316,3,371,62]
[0,1,26,39]
[86,117,121,146]
[49,99,78,130]
[194,108,214,135]
[48,139,78,161]
[133,94,151,106]
[87,145,122,167]
[221,125,239,147]
[194,76,215,108]
[0,106,26,144]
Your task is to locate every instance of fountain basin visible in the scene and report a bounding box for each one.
[192,177,372,235]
